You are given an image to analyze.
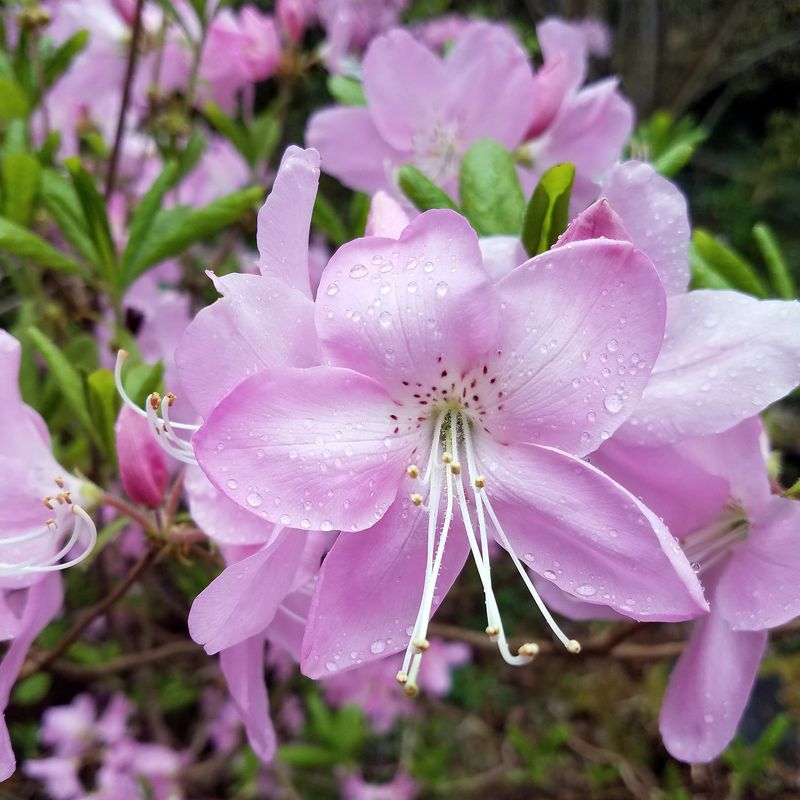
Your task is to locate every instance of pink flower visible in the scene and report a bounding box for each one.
[341,769,417,800]
[306,23,535,197]
[188,175,707,696]
[115,406,169,507]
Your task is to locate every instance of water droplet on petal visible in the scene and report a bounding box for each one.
[246,492,263,508]
[576,584,597,597]
[326,282,339,296]
[370,639,387,654]
[226,479,238,490]
[349,264,368,279]
[603,394,623,413]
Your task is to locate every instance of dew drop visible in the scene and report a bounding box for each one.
[349,263,368,279]
[606,339,619,352]
[326,282,340,296]
[226,479,238,490]
[246,492,263,508]
[576,584,597,597]
[603,394,623,414]
[379,311,393,328]
[370,639,387,654]
[435,281,448,297]
[543,570,557,580]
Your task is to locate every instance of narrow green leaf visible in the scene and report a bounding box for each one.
[43,29,89,88]
[130,186,263,280]
[312,193,349,246]
[12,673,51,705]
[65,157,118,284]
[86,369,120,459]
[652,142,695,178]
[460,139,525,236]
[0,76,29,119]
[278,745,340,769]
[0,216,86,274]
[176,130,207,180]
[123,361,164,407]
[692,229,767,297]
[752,223,796,299]
[205,102,250,159]
[2,152,41,225]
[398,165,458,213]
[521,162,575,256]
[39,169,99,267]
[27,326,98,443]
[327,75,367,106]
[689,241,735,290]
[120,162,181,282]
[249,111,280,166]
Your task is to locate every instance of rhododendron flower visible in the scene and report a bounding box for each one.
[116,406,169,507]
[306,23,535,197]
[189,194,708,695]
[341,769,417,800]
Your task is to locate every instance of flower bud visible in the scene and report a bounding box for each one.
[115,406,169,508]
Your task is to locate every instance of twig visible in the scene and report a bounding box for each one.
[105,0,147,199]
[19,543,163,680]
[102,492,155,532]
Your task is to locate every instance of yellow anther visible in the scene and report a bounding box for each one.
[166,392,176,407]
[517,642,540,657]
[450,462,462,475]
[442,452,453,464]
[485,626,499,638]
[46,519,57,530]
[149,392,161,410]
[395,670,408,685]
[474,475,486,488]
[42,496,54,509]
[406,464,420,479]
[55,476,65,489]
[410,493,424,506]
[566,639,582,654]
[403,683,419,698]
[412,637,430,651]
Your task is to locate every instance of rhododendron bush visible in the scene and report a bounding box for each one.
[1,1,799,797]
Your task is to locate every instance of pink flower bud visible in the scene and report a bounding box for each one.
[115,405,169,508]
[276,0,313,44]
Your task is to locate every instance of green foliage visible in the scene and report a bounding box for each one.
[630,111,707,177]
[522,162,575,255]
[0,76,29,119]
[12,673,52,706]
[42,30,89,88]
[205,102,281,167]
[508,723,570,787]
[86,368,120,460]
[312,192,350,247]
[752,223,796,300]
[327,75,367,106]
[724,714,792,799]
[398,164,459,212]
[690,229,768,296]
[0,214,86,274]
[460,138,525,235]
[2,151,41,225]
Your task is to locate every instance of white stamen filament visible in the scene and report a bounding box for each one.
[401,407,581,694]
[0,504,97,576]
[681,510,748,574]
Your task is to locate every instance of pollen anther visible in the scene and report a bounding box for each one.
[485,625,499,638]
[442,452,453,464]
[518,643,540,657]
[395,670,408,685]
[566,639,581,654]
[473,475,486,488]
[412,637,429,651]
[406,464,420,479]
[449,462,461,475]
[410,493,424,506]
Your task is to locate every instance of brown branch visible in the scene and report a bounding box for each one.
[19,543,163,680]
[105,0,147,200]
[102,492,155,532]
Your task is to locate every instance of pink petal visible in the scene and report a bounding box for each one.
[256,146,320,298]
[175,273,319,419]
[365,191,410,238]
[716,496,800,631]
[472,430,708,621]
[115,406,168,507]
[537,78,633,178]
[487,239,666,456]
[306,106,405,194]
[0,718,12,782]
[556,198,632,247]
[441,22,535,149]
[194,367,416,532]
[301,493,471,678]
[478,236,527,282]
[591,439,730,538]
[266,587,313,662]
[188,531,305,654]
[316,210,498,400]
[219,636,276,762]
[362,29,446,151]
[620,291,800,445]
[184,466,278,546]
[601,161,691,295]
[533,578,625,622]
[659,610,766,763]
[0,593,20,641]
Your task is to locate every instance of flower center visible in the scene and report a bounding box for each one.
[681,506,749,575]
[411,120,464,186]
[397,408,579,697]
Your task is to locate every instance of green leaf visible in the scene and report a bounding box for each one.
[2,152,41,225]
[277,744,340,769]
[86,369,120,459]
[205,102,250,159]
[39,169,99,267]
[689,241,735,290]
[692,229,767,297]
[176,130,207,180]
[0,76,29,119]
[312,193,349,246]
[12,673,51,705]
[43,29,89,88]
[120,162,181,282]
[398,164,458,213]
[327,75,367,106]
[65,157,118,285]
[460,139,525,236]
[27,326,99,444]
[249,110,280,166]
[130,186,263,280]
[120,360,163,408]
[652,142,695,178]
[752,223,796,299]
[521,162,575,256]
[0,215,86,274]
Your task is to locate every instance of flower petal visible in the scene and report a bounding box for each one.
[301,493,470,678]
[306,107,405,194]
[194,367,416,532]
[600,161,691,295]
[365,191,410,238]
[487,239,666,456]
[532,578,626,622]
[362,29,447,151]
[659,610,766,763]
[478,236,527,282]
[188,531,305,654]
[175,273,319,419]
[219,636,276,762]
[472,431,708,621]
[620,291,800,445]
[316,209,498,400]
[716,496,800,631]
[256,145,319,298]
[556,198,632,247]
